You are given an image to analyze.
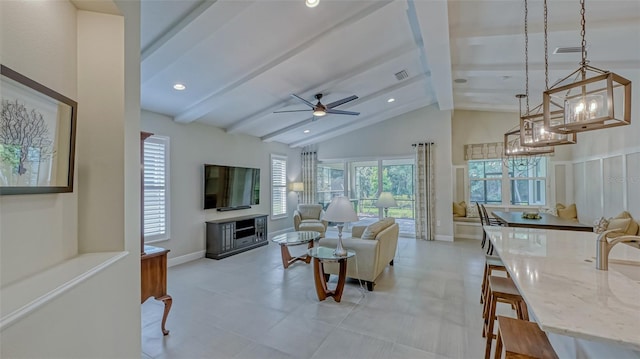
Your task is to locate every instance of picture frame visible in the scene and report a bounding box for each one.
[0,65,77,195]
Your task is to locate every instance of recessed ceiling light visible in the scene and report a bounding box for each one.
[173,83,186,91]
[454,78,467,84]
[387,98,395,103]
[305,0,319,8]
[303,129,310,134]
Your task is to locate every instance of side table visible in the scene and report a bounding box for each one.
[271,231,321,268]
[308,246,356,302]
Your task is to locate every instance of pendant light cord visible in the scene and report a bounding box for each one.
[544,0,549,90]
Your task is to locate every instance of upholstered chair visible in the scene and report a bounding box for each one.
[293,204,328,238]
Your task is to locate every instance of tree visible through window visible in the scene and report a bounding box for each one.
[469,160,502,204]
[509,157,546,205]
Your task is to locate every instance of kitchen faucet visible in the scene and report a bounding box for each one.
[596,230,640,270]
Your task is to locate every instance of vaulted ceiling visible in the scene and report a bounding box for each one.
[140,0,640,148]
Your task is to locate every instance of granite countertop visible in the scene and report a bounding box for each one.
[484,226,640,351]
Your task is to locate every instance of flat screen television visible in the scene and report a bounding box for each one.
[204,164,260,210]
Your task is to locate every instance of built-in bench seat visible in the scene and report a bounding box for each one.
[454,215,483,240]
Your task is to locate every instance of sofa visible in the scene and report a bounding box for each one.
[318,217,399,291]
[293,204,328,238]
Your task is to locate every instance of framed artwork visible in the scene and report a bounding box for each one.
[0,65,77,195]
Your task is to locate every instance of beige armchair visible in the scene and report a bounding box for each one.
[319,218,399,291]
[293,204,328,238]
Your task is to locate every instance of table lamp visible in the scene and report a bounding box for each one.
[323,196,358,256]
[375,192,397,218]
[291,182,304,202]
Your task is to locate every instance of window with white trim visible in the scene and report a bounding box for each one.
[468,157,548,206]
[143,135,170,242]
[271,154,287,218]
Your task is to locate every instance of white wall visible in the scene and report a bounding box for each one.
[315,104,454,241]
[1,2,141,357]
[141,110,301,261]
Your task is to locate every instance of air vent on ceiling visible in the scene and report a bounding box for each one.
[553,46,582,54]
[394,70,409,81]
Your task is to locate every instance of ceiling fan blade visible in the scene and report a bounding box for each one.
[290,94,315,108]
[326,109,360,116]
[273,109,311,113]
[325,95,358,109]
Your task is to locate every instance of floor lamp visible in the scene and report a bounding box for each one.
[291,182,304,203]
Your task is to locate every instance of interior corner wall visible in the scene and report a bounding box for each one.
[141,110,302,260]
[0,0,79,288]
[1,2,141,358]
[314,104,454,240]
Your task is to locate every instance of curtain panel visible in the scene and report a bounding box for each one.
[414,143,436,240]
[301,151,317,204]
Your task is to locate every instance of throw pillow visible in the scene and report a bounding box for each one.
[361,218,394,240]
[593,217,609,234]
[606,218,631,234]
[466,204,480,218]
[613,211,632,219]
[611,211,638,235]
[453,201,466,217]
[557,203,577,220]
[556,203,566,210]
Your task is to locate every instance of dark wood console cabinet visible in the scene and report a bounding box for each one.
[206,214,268,259]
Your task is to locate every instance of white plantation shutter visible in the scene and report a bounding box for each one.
[271,154,287,217]
[144,136,170,242]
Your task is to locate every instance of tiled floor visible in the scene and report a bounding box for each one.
[142,235,504,359]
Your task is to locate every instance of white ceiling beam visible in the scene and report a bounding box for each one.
[226,43,418,134]
[261,74,427,142]
[409,0,454,111]
[174,0,396,124]
[141,0,218,61]
[452,60,639,78]
[453,102,519,113]
[141,1,253,84]
[289,97,436,148]
[454,16,640,42]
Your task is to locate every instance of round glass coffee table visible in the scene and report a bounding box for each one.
[308,246,356,303]
[271,231,321,269]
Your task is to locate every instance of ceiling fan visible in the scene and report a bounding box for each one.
[274,93,360,118]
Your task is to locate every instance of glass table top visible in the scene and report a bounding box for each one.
[308,246,356,261]
[271,231,321,246]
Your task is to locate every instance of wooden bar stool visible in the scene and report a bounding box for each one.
[494,316,559,359]
[483,276,529,359]
[481,255,507,304]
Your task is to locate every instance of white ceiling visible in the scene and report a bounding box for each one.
[140,0,640,148]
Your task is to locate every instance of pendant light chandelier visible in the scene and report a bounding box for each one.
[503,0,553,171]
[543,0,631,133]
[520,0,577,148]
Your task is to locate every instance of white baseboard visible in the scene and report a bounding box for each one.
[168,250,205,267]
[455,234,482,240]
[435,234,454,242]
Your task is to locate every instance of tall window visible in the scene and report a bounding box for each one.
[271,154,287,218]
[143,135,170,242]
[509,157,546,205]
[468,160,503,204]
[316,162,345,207]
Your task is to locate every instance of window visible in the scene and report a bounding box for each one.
[143,135,170,242]
[509,157,546,205]
[468,158,548,206]
[271,154,287,218]
[316,162,345,207]
[469,160,503,204]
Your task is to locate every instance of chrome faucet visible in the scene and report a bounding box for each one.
[596,230,640,270]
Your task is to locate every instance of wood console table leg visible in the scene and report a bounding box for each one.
[157,294,172,335]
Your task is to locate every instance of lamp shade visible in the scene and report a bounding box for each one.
[291,182,304,192]
[323,196,358,223]
[375,192,397,208]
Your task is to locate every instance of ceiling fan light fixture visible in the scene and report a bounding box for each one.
[305,0,319,8]
[312,109,326,117]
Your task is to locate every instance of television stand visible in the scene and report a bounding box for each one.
[205,214,268,259]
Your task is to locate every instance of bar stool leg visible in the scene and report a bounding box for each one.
[494,328,503,359]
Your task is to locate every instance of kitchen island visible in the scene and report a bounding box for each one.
[484,226,640,358]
